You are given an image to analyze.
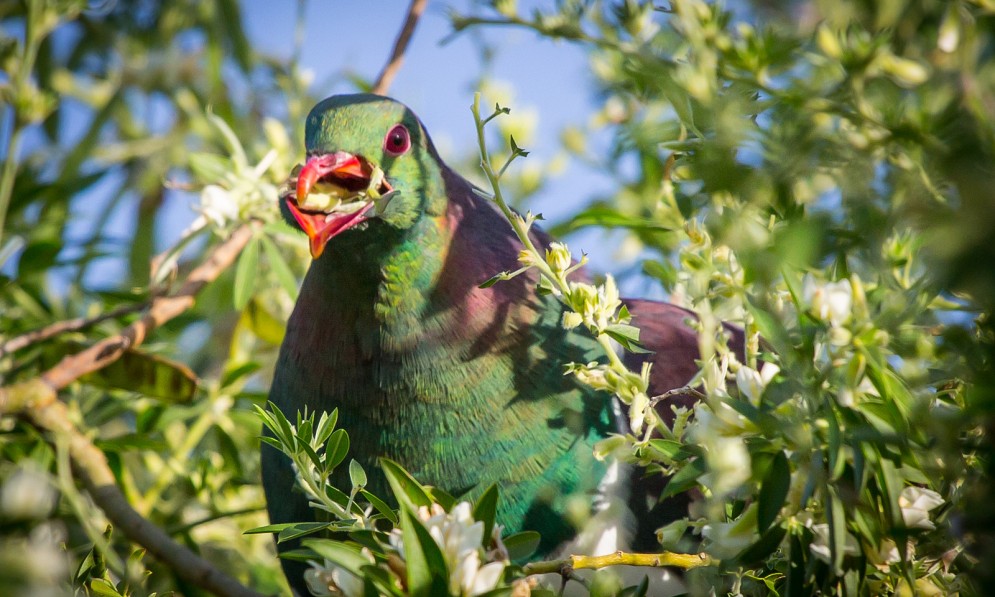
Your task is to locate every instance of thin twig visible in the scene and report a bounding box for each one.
[650,385,707,406]
[522,550,715,576]
[0,300,150,358]
[0,224,260,597]
[371,0,428,95]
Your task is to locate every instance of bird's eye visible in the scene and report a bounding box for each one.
[384,124,411,156]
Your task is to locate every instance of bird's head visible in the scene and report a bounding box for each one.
[282,94,447,258]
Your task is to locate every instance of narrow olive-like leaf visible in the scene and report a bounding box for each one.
[735,523,787,565]
[425,485,457,511]
[503,530,541,561]
[325,429,350,472]
[188,152,231,183]
[758,451,790,534]
[661,457,707,500]
[380,458,433,511]
[243,298,287,345]
[315,409,339,446]
[400,507,447,597]
[233,235,260,311]
[473,484,499,544]
[243,522,300,535]
[360,489,399,525]
[260,234,299,297]
[221,362,261,389]
[349,459,368,488]
[826,485,846,573]
[79,347,198,402]
[278,522,337,543]
[302,539,370,572]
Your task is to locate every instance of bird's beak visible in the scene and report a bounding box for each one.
[286,152,388,259]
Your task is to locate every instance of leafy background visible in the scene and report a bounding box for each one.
[1,0,994,595]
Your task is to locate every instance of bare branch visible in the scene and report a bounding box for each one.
[0,300,150,358]
[371,0,428,95]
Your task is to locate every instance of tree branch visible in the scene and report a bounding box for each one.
[0,300,150,358]
[371,0,428,95]
[522,550,715,576]
[0,224,261,597]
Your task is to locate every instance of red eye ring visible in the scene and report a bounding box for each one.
[384,124,411,156]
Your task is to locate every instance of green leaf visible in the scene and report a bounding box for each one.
[735,523,787,565]
[661,457,706,500]
[360,489,399,525]
[315,409,340,445]
[425,485,457,511]
[303,539,370,572]
[479,271,510,288]
[233,235,260,311]
[380,457,433,510]
[605,324,652,354]
[509,134,530,157]
[349,459,368,489]
[758,451,790,533]
[78,347,198,403]
[646,439,695,461]
[503,530,541,561]
[243,522,300,535]
[278,522,351,544]
[221,362,261,389]
[188,152,231,183]
[826,485,847,573]
[550,204,673,236]
[400,507,449,597]
[260,234,299,298]
[325,429,350,473]
[473,484,499,544]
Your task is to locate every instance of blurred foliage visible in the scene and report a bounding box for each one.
[1,0,994,596]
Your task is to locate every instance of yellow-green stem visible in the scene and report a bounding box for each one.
[522,550,715,575]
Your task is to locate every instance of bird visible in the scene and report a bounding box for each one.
[261,94,728,595]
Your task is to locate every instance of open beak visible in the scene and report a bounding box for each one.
[286,152,390,258]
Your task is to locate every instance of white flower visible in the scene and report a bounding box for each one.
[804,277,852,327]
[809,523,860,565]
[568,276,622,333]
[391,502,506,597]
[1,467,56,520]
[735,363,779,405]
[305,551,373,597]
[700,435,751,498]
[199,184,239,228]
[701,504,758,558]
[701,355,730,397]
[545,242,572,273]
[561,311,583,330]
[899,486,944,530]
[869,538,914,571]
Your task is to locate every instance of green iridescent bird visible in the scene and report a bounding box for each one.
[262,94,725,594]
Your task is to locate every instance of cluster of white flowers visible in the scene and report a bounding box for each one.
[562,275,622,334]
[390,502,506,597]
[192,113,286,231]
[734,362,780,406]
[567,361,652,433]
[691,402,752,499]
[803,277,853,328]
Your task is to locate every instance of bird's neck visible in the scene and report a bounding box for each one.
[306,212,455,345]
